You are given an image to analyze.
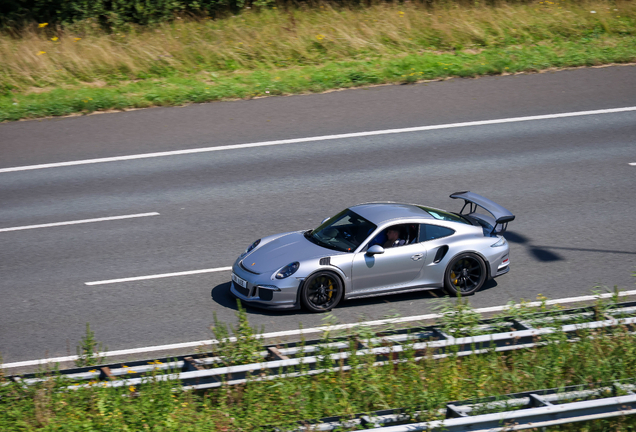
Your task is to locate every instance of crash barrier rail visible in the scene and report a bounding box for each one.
[8,301,636,393]
[287,379,636,431]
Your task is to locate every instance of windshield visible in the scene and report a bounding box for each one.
[305,209,377,253]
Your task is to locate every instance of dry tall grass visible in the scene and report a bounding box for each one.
[0,0,634,92]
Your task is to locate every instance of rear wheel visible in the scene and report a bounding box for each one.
[301,271,343,313]
[443,253,487,296]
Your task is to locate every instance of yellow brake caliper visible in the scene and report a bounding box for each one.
[327,280,334,299]
[451,271,459,286]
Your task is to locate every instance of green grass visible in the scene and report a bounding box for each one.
[2,36,635,122]
[2,294,636,430]
[1,1,635,122]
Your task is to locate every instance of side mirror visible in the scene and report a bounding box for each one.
[321,217,330,225]
[366,245,385,256]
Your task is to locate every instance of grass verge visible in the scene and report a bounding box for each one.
[1,1,635,122]
[2,293,636,430]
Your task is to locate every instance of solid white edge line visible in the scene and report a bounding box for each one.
[85,267,233,285]
[4,289,636,369]
[629,163,636,166]
[0,213,160,233]
[1,106,636,174]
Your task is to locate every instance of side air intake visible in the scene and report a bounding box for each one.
[319,257,331,266]
[433,246,449,264]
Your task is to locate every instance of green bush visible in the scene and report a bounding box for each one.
[0,0,273,29]
[1,0,538,29]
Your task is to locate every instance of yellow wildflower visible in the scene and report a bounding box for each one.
[51,36,58,41]
[37,51,46,55]
[39,23,48,28]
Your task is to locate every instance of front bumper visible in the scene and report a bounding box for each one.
[229,261,302,310]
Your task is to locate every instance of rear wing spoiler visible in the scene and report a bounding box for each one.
[450,191,515,236]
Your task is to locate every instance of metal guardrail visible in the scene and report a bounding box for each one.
[310,386,636,432]
[9,302,636,393]
[7,302,636,431]
[314,392,636,431]
[298,381,636,432]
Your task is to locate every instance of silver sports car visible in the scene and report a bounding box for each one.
[230,192,514,312]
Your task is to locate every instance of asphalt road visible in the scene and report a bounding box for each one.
[1,66,635,364]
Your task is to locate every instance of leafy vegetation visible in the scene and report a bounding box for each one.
[2,292,636,430]
[1,0,635,121]
[210,301,264,366]
[75,323,106,368]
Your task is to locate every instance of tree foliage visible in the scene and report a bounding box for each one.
[1,0,274,28]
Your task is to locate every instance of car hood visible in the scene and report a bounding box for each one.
[242,231,332,274]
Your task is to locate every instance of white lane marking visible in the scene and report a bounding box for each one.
[1,106,636,174]
[629,162,636,165]
[4,289,636,369]
[85,267,233,285]
[0,212,160,233]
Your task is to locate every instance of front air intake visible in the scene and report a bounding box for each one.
[319,257,331,266]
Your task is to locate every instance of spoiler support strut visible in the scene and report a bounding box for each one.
[450,191,515,236]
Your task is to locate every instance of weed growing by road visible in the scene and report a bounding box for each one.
[210,300,263,366]
[434,294,482,337]
[75,323,106,367]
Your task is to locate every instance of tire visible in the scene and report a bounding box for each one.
[443,253,487,296]
[300,271,343,313]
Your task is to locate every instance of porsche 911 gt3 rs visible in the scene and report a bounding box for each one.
[230,191,514,312]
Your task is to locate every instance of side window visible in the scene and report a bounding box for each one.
[419,224,455,242]
[367,223,419,249]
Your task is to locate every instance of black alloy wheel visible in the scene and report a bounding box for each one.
[443,253,487,296]
[301,271,343,313]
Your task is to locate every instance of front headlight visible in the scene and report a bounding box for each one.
[240,239,261,258]
[275,262,300,279]
[491,236,507,247]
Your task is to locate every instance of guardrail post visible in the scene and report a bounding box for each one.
[182,357,204,372]
[360,415,383,428]
[266,347,290,361]
[511,319,533,330]
[529,393,552,408]
[99,367,115,381]
[446,404,468,418]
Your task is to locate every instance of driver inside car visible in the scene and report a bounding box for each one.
[368,227,406,249]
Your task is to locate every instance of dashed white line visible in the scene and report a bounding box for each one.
[1,106,635,174]
[629,162,636,166]
[85,266,233,285]
[0,212,160,233]
[3,289,636,370]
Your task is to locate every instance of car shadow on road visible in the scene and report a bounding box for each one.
[505,230,636,261]
[505,230,563,262]
[210,278,498,317]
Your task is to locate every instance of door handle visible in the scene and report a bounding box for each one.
[411,254,424,261]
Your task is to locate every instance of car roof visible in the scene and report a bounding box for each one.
[349,202,434,225]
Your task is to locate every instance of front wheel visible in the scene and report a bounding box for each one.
[443,253,487,296]
[300,271,343,313]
